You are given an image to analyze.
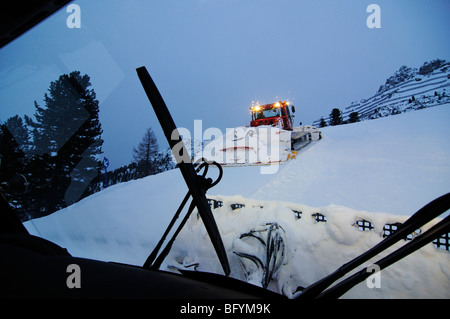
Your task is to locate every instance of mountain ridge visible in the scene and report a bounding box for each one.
[313,59,450,126]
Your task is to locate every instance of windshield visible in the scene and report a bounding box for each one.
[1,1,449,299]
[253,107,280,120]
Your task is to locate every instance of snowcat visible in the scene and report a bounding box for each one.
[1,1,449,307]
[250,101,322,151]
[197,102,321,166]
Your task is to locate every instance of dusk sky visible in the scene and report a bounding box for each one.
[1,0,449,168]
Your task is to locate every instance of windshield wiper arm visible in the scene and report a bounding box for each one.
[297,192,450,299]
[316,214,450,299]
[136,66,230,276]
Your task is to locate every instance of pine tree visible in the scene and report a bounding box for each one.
[0,122,31,220]
[319,117,327,128]
[26,71,103,215]
[3,115,31,155]
[133,127,159,177]
[329,108,343,126]
[1,116,31,191]
[348,112,360,123]
[0,122,28,181]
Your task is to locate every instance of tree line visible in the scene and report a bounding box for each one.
[318,108,360,128]
[88,128,175,195]
[0,71,174,221]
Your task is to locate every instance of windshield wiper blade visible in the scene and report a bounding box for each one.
[297,192,450,299]
[136,66,230,276]
[316,214,450,299]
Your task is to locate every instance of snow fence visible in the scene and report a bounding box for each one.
[163,195,450,299]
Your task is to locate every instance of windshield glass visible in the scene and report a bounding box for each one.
[1,1,449,298]
[253,107,280,120]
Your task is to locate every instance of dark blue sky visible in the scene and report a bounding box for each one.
[1,0,449,168]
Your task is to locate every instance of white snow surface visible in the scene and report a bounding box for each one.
[25,105,450,298]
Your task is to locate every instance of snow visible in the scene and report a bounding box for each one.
[24,104,450,298]
[250,104,450,215]
[313,64,450,125]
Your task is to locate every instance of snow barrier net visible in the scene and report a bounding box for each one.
[165,195,449,298]
[208,197,449,252]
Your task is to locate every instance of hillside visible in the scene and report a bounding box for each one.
[313,59,450,126]
[248,105,450,215]
[24,105,450,298]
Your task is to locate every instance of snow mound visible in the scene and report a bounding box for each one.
[25,189,450,298]
[164,195,449,299]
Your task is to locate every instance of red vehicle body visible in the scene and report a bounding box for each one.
[250,101,296,131]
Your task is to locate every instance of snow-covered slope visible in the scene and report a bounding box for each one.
[313,60,450,125]
[249,104,450,215]
[24,104,450,298]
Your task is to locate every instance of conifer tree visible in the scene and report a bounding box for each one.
[329,108,343,126]
[3,115,31,155]
[319,117,327,128]
[0,120,31,220]
[133,127,159,177]
[348,112,360,123]
[26,71,103,215]
[0,122,27,181]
